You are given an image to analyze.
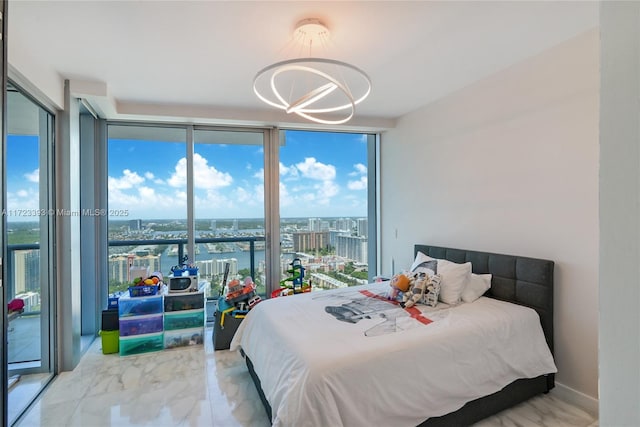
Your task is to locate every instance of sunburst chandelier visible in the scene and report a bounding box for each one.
[253,18,371,125]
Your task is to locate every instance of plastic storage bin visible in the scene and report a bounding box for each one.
[102,309,119,331]
[108,297,119,309]
[118,295,163,317]
[128,285,159,297]
[119,314,163,337]
[164,293,205,312]
[100,330,119,354]
[164,309,204,331]
[119,332,164,356]
[164,327,204,349]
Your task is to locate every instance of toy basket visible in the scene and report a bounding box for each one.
[128,285,159,297]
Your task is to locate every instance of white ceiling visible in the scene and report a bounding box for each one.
[8,1,599,130]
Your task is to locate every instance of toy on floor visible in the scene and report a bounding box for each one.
[225,276,261,310]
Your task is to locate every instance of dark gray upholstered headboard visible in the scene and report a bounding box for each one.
[414,245,554,355]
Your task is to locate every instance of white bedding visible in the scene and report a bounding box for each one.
[230,282,557,427]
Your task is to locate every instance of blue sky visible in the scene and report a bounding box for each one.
[6,135,40,221]
[6,130,369,220]
[107,129,369,219]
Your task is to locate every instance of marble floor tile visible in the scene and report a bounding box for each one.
[16,328,597,427]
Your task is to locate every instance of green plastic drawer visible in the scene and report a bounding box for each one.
[119,332,164,356]
[163,309,205,331]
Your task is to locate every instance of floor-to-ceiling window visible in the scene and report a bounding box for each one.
[107,125,268,304]
[107,125,187,295]
[193,129,266,298]
[5,82,55,426]
[105,125,377,302]
[278,130,376,292]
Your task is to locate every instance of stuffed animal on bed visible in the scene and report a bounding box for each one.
[389,273,412,301]
[401,272,442,308]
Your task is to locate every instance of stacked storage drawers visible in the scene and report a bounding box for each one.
[118,294,164,356]
[163,292,205,349]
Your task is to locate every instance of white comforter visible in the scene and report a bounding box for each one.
[230,282,556,427]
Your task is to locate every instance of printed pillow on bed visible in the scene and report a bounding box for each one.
[410,252,471,305]
[409,253,438,276]
[461,273,492,303]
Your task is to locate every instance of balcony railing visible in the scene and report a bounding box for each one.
[7,236,265,309]
[108,235,266,284]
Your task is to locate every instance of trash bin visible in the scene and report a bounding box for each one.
[99,330,120,354]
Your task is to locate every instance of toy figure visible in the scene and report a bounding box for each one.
[402,272,441,308]
[389,273,412,301]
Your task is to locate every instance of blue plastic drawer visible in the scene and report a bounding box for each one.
[118,295,163,317]
[164,309,205,331]
[119,332,164,356]
[119,314,163,337]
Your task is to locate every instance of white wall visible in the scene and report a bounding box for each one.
[380,30,599,404]
[599,2,640,425]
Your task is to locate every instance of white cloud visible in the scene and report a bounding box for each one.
[279,162,299,178]
[6,188,39,212]
[144,172,155,180]
[316,180,339,201]
[295,158,335,181]
[25,168,39,183]
[348,163,367,177]
[348,176,367,190]
[108,169,145,190]
[253,168,265,180]
[168,153,232,189]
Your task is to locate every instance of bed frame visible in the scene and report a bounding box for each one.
[245,244,555,426]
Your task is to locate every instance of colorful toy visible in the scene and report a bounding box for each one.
[400,272,442,308]
[389,273,412,301]
[279,258,311,294]
[225,276,261,311]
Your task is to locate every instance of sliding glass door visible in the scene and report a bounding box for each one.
[193,129,266,298]
[1,3,7,425]
[5,82,55,425]
[107,125,187,295]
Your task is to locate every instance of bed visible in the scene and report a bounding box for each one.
[230,244,556,426]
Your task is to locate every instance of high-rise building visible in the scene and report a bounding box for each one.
[335,218,354,232]
[129,219,142,231]
[14,250,40,294]
[232,219,238,232]
[308,218,320,232]
[335,235,368,264]
[210,219,217,232]
[293,231,330,253]
[357,218,368,238]
[108,253,161,284]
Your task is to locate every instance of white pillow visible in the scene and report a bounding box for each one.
[411,252,471,305]
[461,273,492,303]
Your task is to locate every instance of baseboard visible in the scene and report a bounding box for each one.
[552,381,599,417]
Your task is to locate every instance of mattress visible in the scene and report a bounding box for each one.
[230,282,557,427]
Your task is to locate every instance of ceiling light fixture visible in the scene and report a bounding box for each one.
[253,18,371,125]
